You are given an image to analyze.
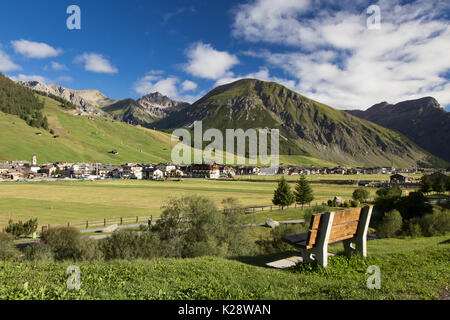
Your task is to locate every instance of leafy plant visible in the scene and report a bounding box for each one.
[352,188,369,203]
[377,210,403,238]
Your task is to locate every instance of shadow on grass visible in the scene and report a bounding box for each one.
[439,238,450,245]
[231,250,300,268]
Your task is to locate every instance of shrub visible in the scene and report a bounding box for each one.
[352,188,369,203]
[99,230,161,260]
[5,218,38,238]
[23,243,54,261]
[377,210,403,238]
[256,224,306,254]
[327,200,333,207]
[158,195,255,258]
[41,227,82,261]
[403,219,423,238]
[343,201,351,208]
[351,200,360,208]
[397,192,433,220]
[419,210,450,236]
[0,232,17,261]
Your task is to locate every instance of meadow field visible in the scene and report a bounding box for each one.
[1,235,448,300]
[0,178,417,230]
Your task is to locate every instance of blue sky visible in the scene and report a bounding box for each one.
[0,0,449,111]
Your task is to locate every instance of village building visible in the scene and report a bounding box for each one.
[390,173,410,185]
[122,163,143,180]
[142,167,164,180]
[38,164,56,177]
[156,163,177,176]
[190,163,220,179]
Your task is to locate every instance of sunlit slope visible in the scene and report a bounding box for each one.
[0,95,175,164]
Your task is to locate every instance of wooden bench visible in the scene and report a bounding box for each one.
[283,206,373,267]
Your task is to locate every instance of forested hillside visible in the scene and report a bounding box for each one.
[0,73,48,129]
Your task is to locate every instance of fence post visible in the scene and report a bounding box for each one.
[270,205,272,211]
[120,217,123,225]
[67,222,70,228]
[136,216,138,223]
[104,219,106,227]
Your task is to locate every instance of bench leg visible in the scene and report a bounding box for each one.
[343,239,356,255]
[315,247,329,268]
[354,236,367,257]
[300,249,315,264]
[300,247,329,267]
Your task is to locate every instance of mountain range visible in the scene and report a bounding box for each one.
[347,97,450,162]
[3,75,448,168]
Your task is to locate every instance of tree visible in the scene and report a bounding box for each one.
[294,175,314,208]
[419,175,432,194]
[272,176,295,210]
[432,177,445,195]
[352,187,370,203]
[5,218,38,238]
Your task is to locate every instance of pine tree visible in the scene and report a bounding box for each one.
[272,176,295,210]
[294,175,315,208]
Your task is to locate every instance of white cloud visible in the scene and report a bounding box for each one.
[74,53,118,74]
[0,49,20,72]
[134,71,179,97]
[184,42,239,80]
[232,0,450,109]
[51,61,68,71]
[215,67,298,90]
[181,80,198,91]
[10,74,49,83]
[11,40,61,59]
[133,71,202,103]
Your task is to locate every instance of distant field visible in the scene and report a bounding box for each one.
[0,179,418,230]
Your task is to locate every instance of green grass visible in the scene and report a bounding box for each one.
[0,235,448,300]
[0,179,389,229]
[0,96,176,164]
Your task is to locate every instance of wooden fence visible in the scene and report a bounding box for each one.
[40,215,154,233]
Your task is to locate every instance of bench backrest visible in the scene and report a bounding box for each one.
[304,207,371,249]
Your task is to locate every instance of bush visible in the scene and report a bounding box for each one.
[351,200,360,208]
[327,200,333,207]
[377,210,403,238]
[0,232,17,261]
[99,230,161,260]
[23,243,54,261]
[352,188,369,203]
[158,195,255,258]
[343,201,351,208]
[5,218,38,238]
[41,227,82,261]
[419,210,450,236]
[256,224,306,254]
[403,219,423,238]
[397,192,433,220]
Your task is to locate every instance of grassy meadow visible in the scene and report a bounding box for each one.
[0,178,418,230]
[0,235,448,300]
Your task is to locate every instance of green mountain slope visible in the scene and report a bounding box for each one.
[154,79,446,168]
[0,95,175,164]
